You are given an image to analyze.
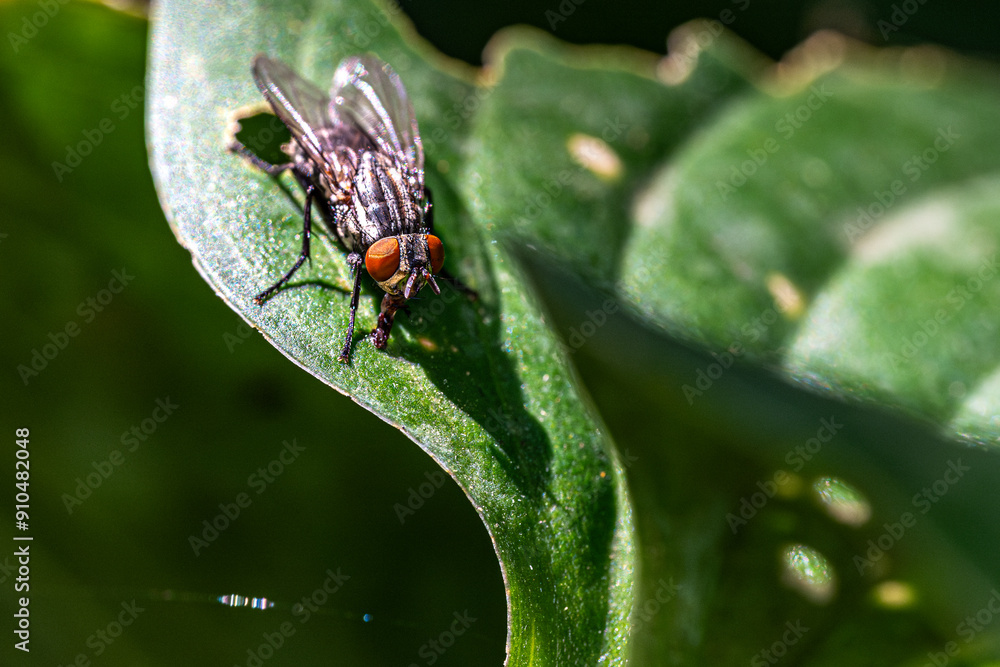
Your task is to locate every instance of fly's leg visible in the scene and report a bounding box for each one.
[229,139,293,176]
[230,137,313,305]
[371,292,408,351]
[338,253,365,363]
[253,183,315,305]
[438,269,478,302]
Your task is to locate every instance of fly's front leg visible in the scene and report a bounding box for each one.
[338,253,365,363]
[439,269,478,302]
[371,292,408,351]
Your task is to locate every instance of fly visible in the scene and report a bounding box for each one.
[229,54,445,363]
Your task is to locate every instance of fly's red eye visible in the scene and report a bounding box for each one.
[366,238,400,282]
[426,235,444,274]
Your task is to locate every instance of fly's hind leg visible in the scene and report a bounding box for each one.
[230,137,315,305]
[253,183,316,305]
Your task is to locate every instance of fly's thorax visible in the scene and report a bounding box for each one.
[348,151,424,244]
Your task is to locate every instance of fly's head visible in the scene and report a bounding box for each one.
[365,233,444,299]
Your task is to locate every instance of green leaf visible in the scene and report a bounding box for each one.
[468,25,1000,446]
[148,0,634,663]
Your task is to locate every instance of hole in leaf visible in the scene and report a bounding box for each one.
[229,108,292,166]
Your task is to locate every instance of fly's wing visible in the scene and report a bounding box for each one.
[329,56,424,191]
[251,55,349,186]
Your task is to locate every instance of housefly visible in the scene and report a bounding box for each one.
[230,54,445,363]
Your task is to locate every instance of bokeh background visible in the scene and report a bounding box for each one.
[2,0,999,665]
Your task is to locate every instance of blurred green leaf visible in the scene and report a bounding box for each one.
[628,49,1000,445]
[471,25,1000,444]
[465,23,1000,664]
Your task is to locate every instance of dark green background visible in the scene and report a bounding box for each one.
[403,0,1000,64]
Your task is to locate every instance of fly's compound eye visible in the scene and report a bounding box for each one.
[426,235,444,274]
[366,238,401,282]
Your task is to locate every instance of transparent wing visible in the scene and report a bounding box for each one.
[251,55,346,181]
[330,55,424,189]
